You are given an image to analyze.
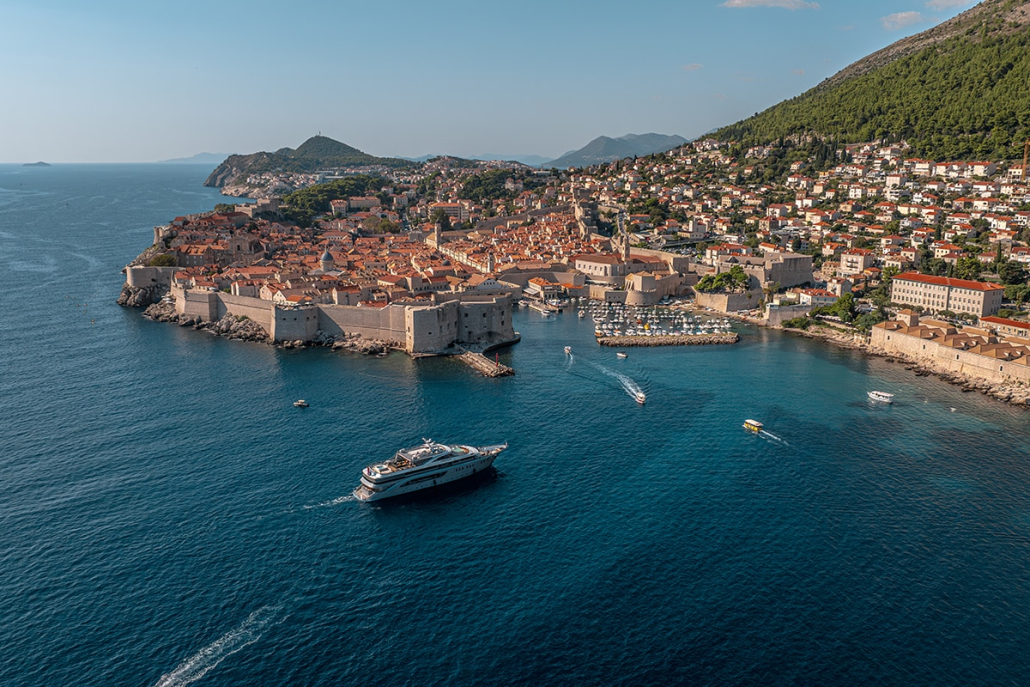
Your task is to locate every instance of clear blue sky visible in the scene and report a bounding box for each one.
[1,0,977,162]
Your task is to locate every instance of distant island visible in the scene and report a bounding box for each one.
[158,153,228,165]
[23,161,50,167]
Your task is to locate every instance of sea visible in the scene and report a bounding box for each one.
[2,163,1030,686]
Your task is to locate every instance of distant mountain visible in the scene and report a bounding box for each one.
[23,161,50,167]
[714,0,1030,160]
[403,153,551,166]
[158,153,228,165]
[471,153,553,166]
[545,133,687,169]
[204,135,412,188]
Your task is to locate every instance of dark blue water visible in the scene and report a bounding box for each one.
[3,164,1030,686]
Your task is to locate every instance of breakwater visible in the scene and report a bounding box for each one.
[457,350,515,377]
[596,333,739,347]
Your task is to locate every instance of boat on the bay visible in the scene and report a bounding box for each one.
[616,352,628,359]
[564,346,572,355]
[743,419,763,432]
[354,439,508,502]
[868,390,894,404]
[635,391,646,404]
[293,399,309,408]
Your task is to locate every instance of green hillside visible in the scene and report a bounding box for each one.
[716,0,1030,161]
[204,135,411,187]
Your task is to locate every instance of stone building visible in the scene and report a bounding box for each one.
[890,272,1005,317]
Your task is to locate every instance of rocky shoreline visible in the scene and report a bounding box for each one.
[784,323,1030,408]
[139,300,400,354]
[117,283,165,308]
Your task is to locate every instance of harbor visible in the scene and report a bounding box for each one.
[597,332,738,347]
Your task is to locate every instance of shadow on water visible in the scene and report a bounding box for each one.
[360,467,501,509]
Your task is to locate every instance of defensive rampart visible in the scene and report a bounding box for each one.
[871,323,1030,384]
[170,287,515,354]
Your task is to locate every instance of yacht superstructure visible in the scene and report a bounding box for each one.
[354,440,507,502]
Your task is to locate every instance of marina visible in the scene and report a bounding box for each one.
[575,299,741,346]
[597,333,738,347]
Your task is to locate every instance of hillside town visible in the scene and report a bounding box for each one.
[120,136,1030,400]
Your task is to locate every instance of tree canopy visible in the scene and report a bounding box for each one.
[716,29,1030,161]
[696,265,750,293]
[282,175,384,226]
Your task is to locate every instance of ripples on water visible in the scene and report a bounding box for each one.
[1,165,1030,686]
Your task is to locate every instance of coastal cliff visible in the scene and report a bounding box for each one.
[117,284,163,308]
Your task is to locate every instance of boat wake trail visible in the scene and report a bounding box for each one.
[302,495,357,510]
[153,605,286,687]
[759,430,789,446]
[564,352,575,371]
[588,361,644,402]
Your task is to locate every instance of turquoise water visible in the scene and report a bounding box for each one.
[2,164,1030,686]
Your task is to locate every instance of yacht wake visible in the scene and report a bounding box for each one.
[302,495,357,510]
[588,361,644,401]
[153,605,285,687]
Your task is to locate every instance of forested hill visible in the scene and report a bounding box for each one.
[715,0,1030,161]
[204,136,411,188]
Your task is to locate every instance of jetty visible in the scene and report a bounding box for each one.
[528,301,561,314]
[457,350,515,377]
[597,333,739,347]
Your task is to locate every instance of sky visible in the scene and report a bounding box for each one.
[0,0,979,162]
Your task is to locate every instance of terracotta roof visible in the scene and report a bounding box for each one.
[893,272,1005,291]
[981,316,1030,330]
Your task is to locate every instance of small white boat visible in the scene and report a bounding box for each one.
[564,346,572,355]
[293,399,309,408]
[868,391,894,404]
[743,419,763,432]
[635,392,646,405]
[616,352,628,359]
[578,311,586,319]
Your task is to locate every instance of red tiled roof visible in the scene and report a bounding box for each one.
[893,272,1005,291]
[981,316,1030,330]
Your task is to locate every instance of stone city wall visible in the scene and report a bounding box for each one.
[319,304,406,344]
[215,293,274,331]
[871,327,1030,384]
[171,288,515,353]
[125,266,179,289]
[695,290,760,312]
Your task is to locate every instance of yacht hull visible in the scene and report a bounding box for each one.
[354,447,503,502]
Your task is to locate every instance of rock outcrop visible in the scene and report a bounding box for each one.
[117,284,164,308]
[142,303,270,343]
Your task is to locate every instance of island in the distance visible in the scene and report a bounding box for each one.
[23,161,50,167]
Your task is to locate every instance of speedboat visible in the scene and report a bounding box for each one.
[564,346,572,355]
[635,391,646,405]
[743,419,763,432]
[293,399,309,408]
[867,391,894,403]
[617,352,628,359]
[353,439,507,502]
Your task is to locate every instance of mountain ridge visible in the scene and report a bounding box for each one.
[714,0,1030,161]
[546,133,688,169]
